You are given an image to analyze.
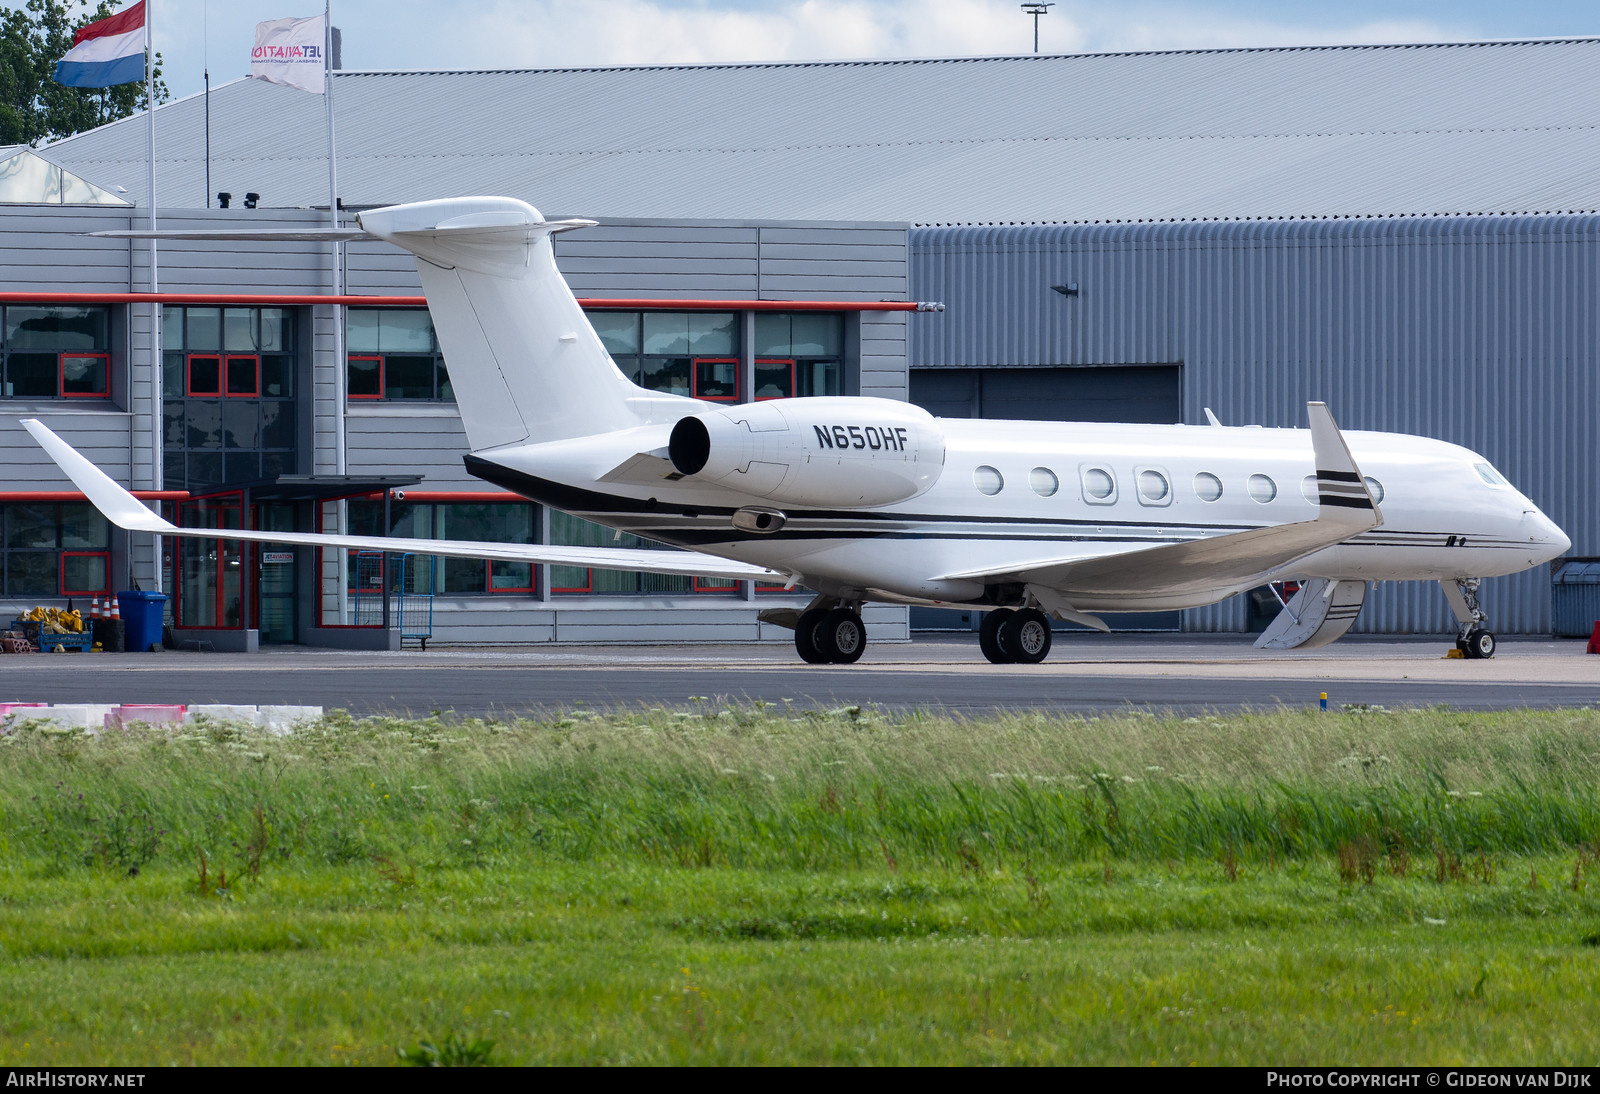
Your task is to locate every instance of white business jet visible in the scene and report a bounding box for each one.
[28,197,1569,663]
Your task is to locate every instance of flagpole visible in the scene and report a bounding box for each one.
[326,0,343,475]
[147,0,162,594]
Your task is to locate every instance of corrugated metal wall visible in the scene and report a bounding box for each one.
[910,215,1599,634]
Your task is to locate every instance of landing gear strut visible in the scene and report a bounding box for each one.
[794,602,866,664]
[1444,578,1497,659]
[979,607,1052,664]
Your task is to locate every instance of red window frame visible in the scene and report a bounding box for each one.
[551,566,593,594]
[754,357,797,401]
[59,551,111,595]
[225,354,260,397]
[58,352,110,398]
[692,575,742,593]
[483,559,538,595]
[692,356,740,402]
[347,354,385,400]
[186,353,223,396]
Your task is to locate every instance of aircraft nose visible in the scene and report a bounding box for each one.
[1522,509,1570,565]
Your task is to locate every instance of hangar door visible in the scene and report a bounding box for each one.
[907,364,1182,632]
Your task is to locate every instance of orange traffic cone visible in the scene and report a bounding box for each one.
[109,598,120,621]
[90,596,101,621]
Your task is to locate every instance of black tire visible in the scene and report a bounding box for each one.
[1002,608,1053,664]
[794,608,830,664]
[1464,628,1496,659]
[814,607,866,664]
[979,609,1015,664]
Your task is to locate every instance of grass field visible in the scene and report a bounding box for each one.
[1,703,1598,1065]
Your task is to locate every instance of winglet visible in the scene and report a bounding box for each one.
[20,419,174,534]
[1306,402,1382,525]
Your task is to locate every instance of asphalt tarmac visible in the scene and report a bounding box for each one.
[1,634,1596,716]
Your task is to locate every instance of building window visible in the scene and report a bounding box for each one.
[754,313,843,398]
[346,500,538,595]
[344,307,851,404]
[0,503,111,596]
[590,311,741,399]
[1,305,111,399]
[163,306,296,490]
[345,308,451,401]
[549,511,738,595]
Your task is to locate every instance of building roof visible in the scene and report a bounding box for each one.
[39,39,1600,224]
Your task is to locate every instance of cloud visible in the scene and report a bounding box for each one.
[116,0,1478,100]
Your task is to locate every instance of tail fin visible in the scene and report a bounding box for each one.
[357,197,641,450]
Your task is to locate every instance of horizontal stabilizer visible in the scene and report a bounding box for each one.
[89,228,372,241]
[597,449,681,486]
[20,419,781,583]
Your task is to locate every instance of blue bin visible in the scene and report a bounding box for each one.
[117,591,169,652]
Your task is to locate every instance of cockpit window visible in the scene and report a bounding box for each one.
[1474,462,1509,487]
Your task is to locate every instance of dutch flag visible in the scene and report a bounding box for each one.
[53,1,146,88]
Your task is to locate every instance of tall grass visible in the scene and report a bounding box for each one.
[2,704,1597,875]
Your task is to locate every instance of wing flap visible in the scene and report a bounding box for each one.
[21,419,780,583]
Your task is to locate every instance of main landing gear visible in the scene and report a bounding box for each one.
[795,603,866,664]
[979,607,1053,664]
[1444,578,1497,659]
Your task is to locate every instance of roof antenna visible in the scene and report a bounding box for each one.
[1021,3,1053,53]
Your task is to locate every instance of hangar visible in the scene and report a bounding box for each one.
[2,38,1594,646]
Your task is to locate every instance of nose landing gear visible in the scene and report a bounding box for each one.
[1442,578,1497,659]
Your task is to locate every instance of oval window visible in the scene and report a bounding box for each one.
[1248,473,1277,503]
[974,465,1004,496]
[1364,476,1385,504]
[1301,475,1319,503]
[1138,469,1170,503]
[1082,467,1116,501]
[1193,472,1223,502]
[1029,467,1059,497]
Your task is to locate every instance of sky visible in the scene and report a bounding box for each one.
[13,0,1600,101]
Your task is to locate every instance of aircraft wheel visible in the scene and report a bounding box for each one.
[979,609,1015,664]
[1463,628,1496,660]
[1002,608,1053,664]
[814,607,866,664]
[794,608,830,664]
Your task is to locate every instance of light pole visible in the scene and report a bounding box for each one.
[1021,3,1053,53]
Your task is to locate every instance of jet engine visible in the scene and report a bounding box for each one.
[668,396,945,508]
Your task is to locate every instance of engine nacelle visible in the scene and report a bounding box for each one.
[668,396,945,508]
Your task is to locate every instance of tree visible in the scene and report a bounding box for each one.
[0,0,168,146]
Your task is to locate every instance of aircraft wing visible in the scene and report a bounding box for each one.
[936,402,1381,601]
[20,419,783,583]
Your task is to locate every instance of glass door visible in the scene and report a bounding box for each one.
[254,502,297,644]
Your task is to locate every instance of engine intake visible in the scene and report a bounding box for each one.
[668,396,945,508]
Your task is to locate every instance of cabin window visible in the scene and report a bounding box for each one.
[1301,475,1319,503]
[1029,467,1059,497]
[1082,466,1117,504]
[1365,477,1385,503]
[973,466,1004,496]
[1193,472,1223,502]
[1136,468,1171,506]
[1248,474,1277,503]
